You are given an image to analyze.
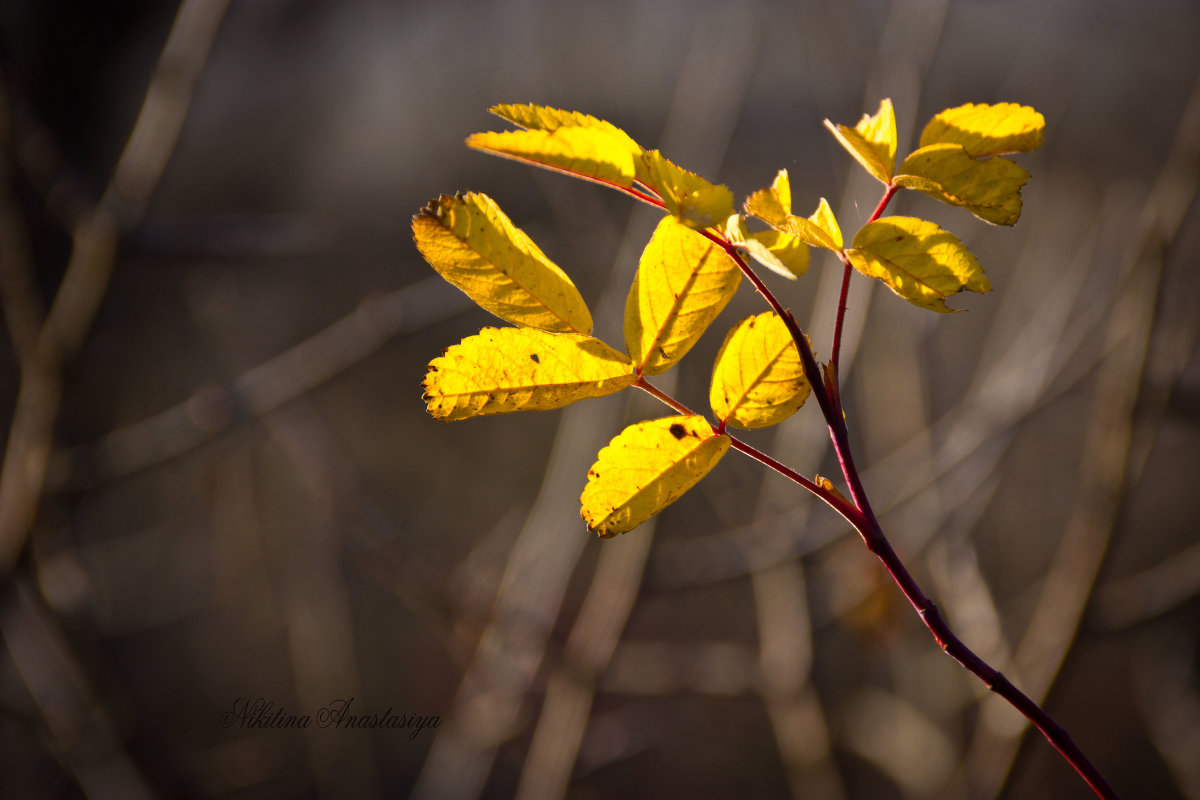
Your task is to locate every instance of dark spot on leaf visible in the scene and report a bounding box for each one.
[530,353,540,364]
[669,423,686,440]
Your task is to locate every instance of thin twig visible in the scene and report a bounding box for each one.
[0,0,229,575]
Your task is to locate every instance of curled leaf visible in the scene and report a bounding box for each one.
[625,216,741,376]
[846,216,990,312]
[744,168,792,227]
[711,312,811,429]
[423,327,634,421]
[743,230,809,279]
[413,193,593,333]
[581,415,731,537]
[824,98,897,185]
[781,197,843,252]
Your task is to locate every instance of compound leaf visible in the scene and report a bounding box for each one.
[413,192,592,333]
[781,197,843,251]
[896,143,1031,226]
[468,103,645,187]
[625,215,741,376]
[423,327,634,421]
[642,150,735,229]
[581,415,731,537]
[846,216,990,312]
[711,312,811,429]
[919,102,1045,158]
[744,168,792,227]
[824,98,897,185]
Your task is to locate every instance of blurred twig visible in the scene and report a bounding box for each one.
[47,275,471,491]
[968,73,1200,799]
[0,0,230,574]
[0,579,157,800]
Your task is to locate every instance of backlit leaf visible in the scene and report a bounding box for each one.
[743,231,809,279]
[641,150,734,229]
[919,102,1045,158]
[744,169,792,227]
[625,215,742,375]
[781,197,843,251]
[413,192,592,333]
[711,312,811,429]
[581,415,731,537]
[824,98,897,185]
[896,143,1031,226]
[469,103,646,187]
[423,327,634,421]
[846,216,990,313]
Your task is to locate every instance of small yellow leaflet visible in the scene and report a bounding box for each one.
[642,150,735,229]
[896,143,1031,226]
[625,216,741,376]
[781,197,843,251]
[581,415,731,537]
[744,169,792,227]
[423,327,634,421]
[711,312,811,429]
[743,230,809,279]
[919,102,1045,158]
[824,98,897,185]
[846,216,990,313]
[413,192,592,334]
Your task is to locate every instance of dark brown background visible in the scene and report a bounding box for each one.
[1,1,1198,798]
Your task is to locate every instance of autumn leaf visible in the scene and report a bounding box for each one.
[780,197,843,252]
[413,192,592,334]
[725,210,808,280]
[743,230,809,278]
[468,102,645,187]
[744,169,793,227]
[824,98,897,185]
[895,143,1031,226]
[625,215,742,375]
[919,102,1045,158]
[581,415,731,536]
[423,327,634,420]
[641,150,734,229]
[846,216,989,312]
[711,312,811,429]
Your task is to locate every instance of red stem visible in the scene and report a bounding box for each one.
[705,205,1120,800]
[514,156,1119,799]
[830,183,896,385]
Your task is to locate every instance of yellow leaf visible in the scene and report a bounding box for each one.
[423,327,634,421]
[625,216,742,375]
[896,143,1031,226]
[710,312,811,429]
[744,169,792,227]
[641,150,735,229]
[581,415,731,536]
[467,128,642,188]
[846,216,990,313]
[488,103,636,142]
[919,102,1045,158]
[413,192,592,333]
[743,230,809,279]
[781,197,843,251]
[824,98,897,185]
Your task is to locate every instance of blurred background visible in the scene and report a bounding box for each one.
[0,1,1198,798]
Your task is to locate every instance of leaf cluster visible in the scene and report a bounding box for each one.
[414,100,1043,535]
